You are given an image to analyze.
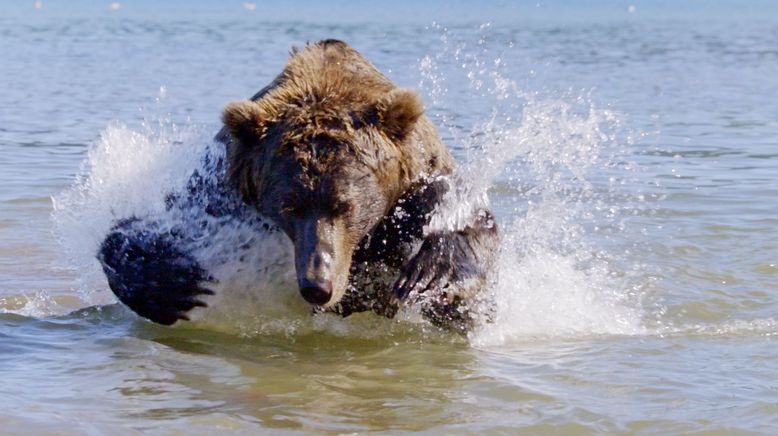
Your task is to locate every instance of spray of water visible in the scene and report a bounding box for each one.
[417,25,650,345]
[52,93,311,336]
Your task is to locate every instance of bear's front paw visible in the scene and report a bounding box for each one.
[99,225,215,325]
[391,232,485,307]
[392,236,450,304]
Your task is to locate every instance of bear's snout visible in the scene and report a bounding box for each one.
[299,278,333,305]
[292,215,351,307]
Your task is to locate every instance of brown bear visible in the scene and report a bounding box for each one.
[98,40,498,332]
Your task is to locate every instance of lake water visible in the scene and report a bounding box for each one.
[2,1,778,433]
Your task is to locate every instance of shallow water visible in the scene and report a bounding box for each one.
[2,1,778,434]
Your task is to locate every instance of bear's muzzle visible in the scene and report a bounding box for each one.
[292,214,351,307]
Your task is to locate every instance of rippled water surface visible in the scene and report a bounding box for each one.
[2,1,778,434]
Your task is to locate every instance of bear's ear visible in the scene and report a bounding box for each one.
[371,89,424,141]
[222,100,273,146]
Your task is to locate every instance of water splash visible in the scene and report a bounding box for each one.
[52,120,211,294]
[0,292,57,317]
[51,97,307,336]
[416,25,651,345]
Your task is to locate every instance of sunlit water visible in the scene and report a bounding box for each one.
[2,1,778,433]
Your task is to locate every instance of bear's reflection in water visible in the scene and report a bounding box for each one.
[57,304,478,432]
[135,315,476,431]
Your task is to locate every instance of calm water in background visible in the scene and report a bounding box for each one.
[2,1,778,433]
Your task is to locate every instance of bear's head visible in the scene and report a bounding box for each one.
[222,86,425,308]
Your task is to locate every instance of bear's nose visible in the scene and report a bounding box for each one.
[299,279,333,306]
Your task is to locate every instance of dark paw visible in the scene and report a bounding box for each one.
[98,220,214,325]
[391,231,489,307]
[392,236,450,304]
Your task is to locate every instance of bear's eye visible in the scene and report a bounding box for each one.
[280,198,306,218]
[330,200,353,217]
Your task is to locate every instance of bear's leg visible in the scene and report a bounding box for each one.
[97,219,213,325]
